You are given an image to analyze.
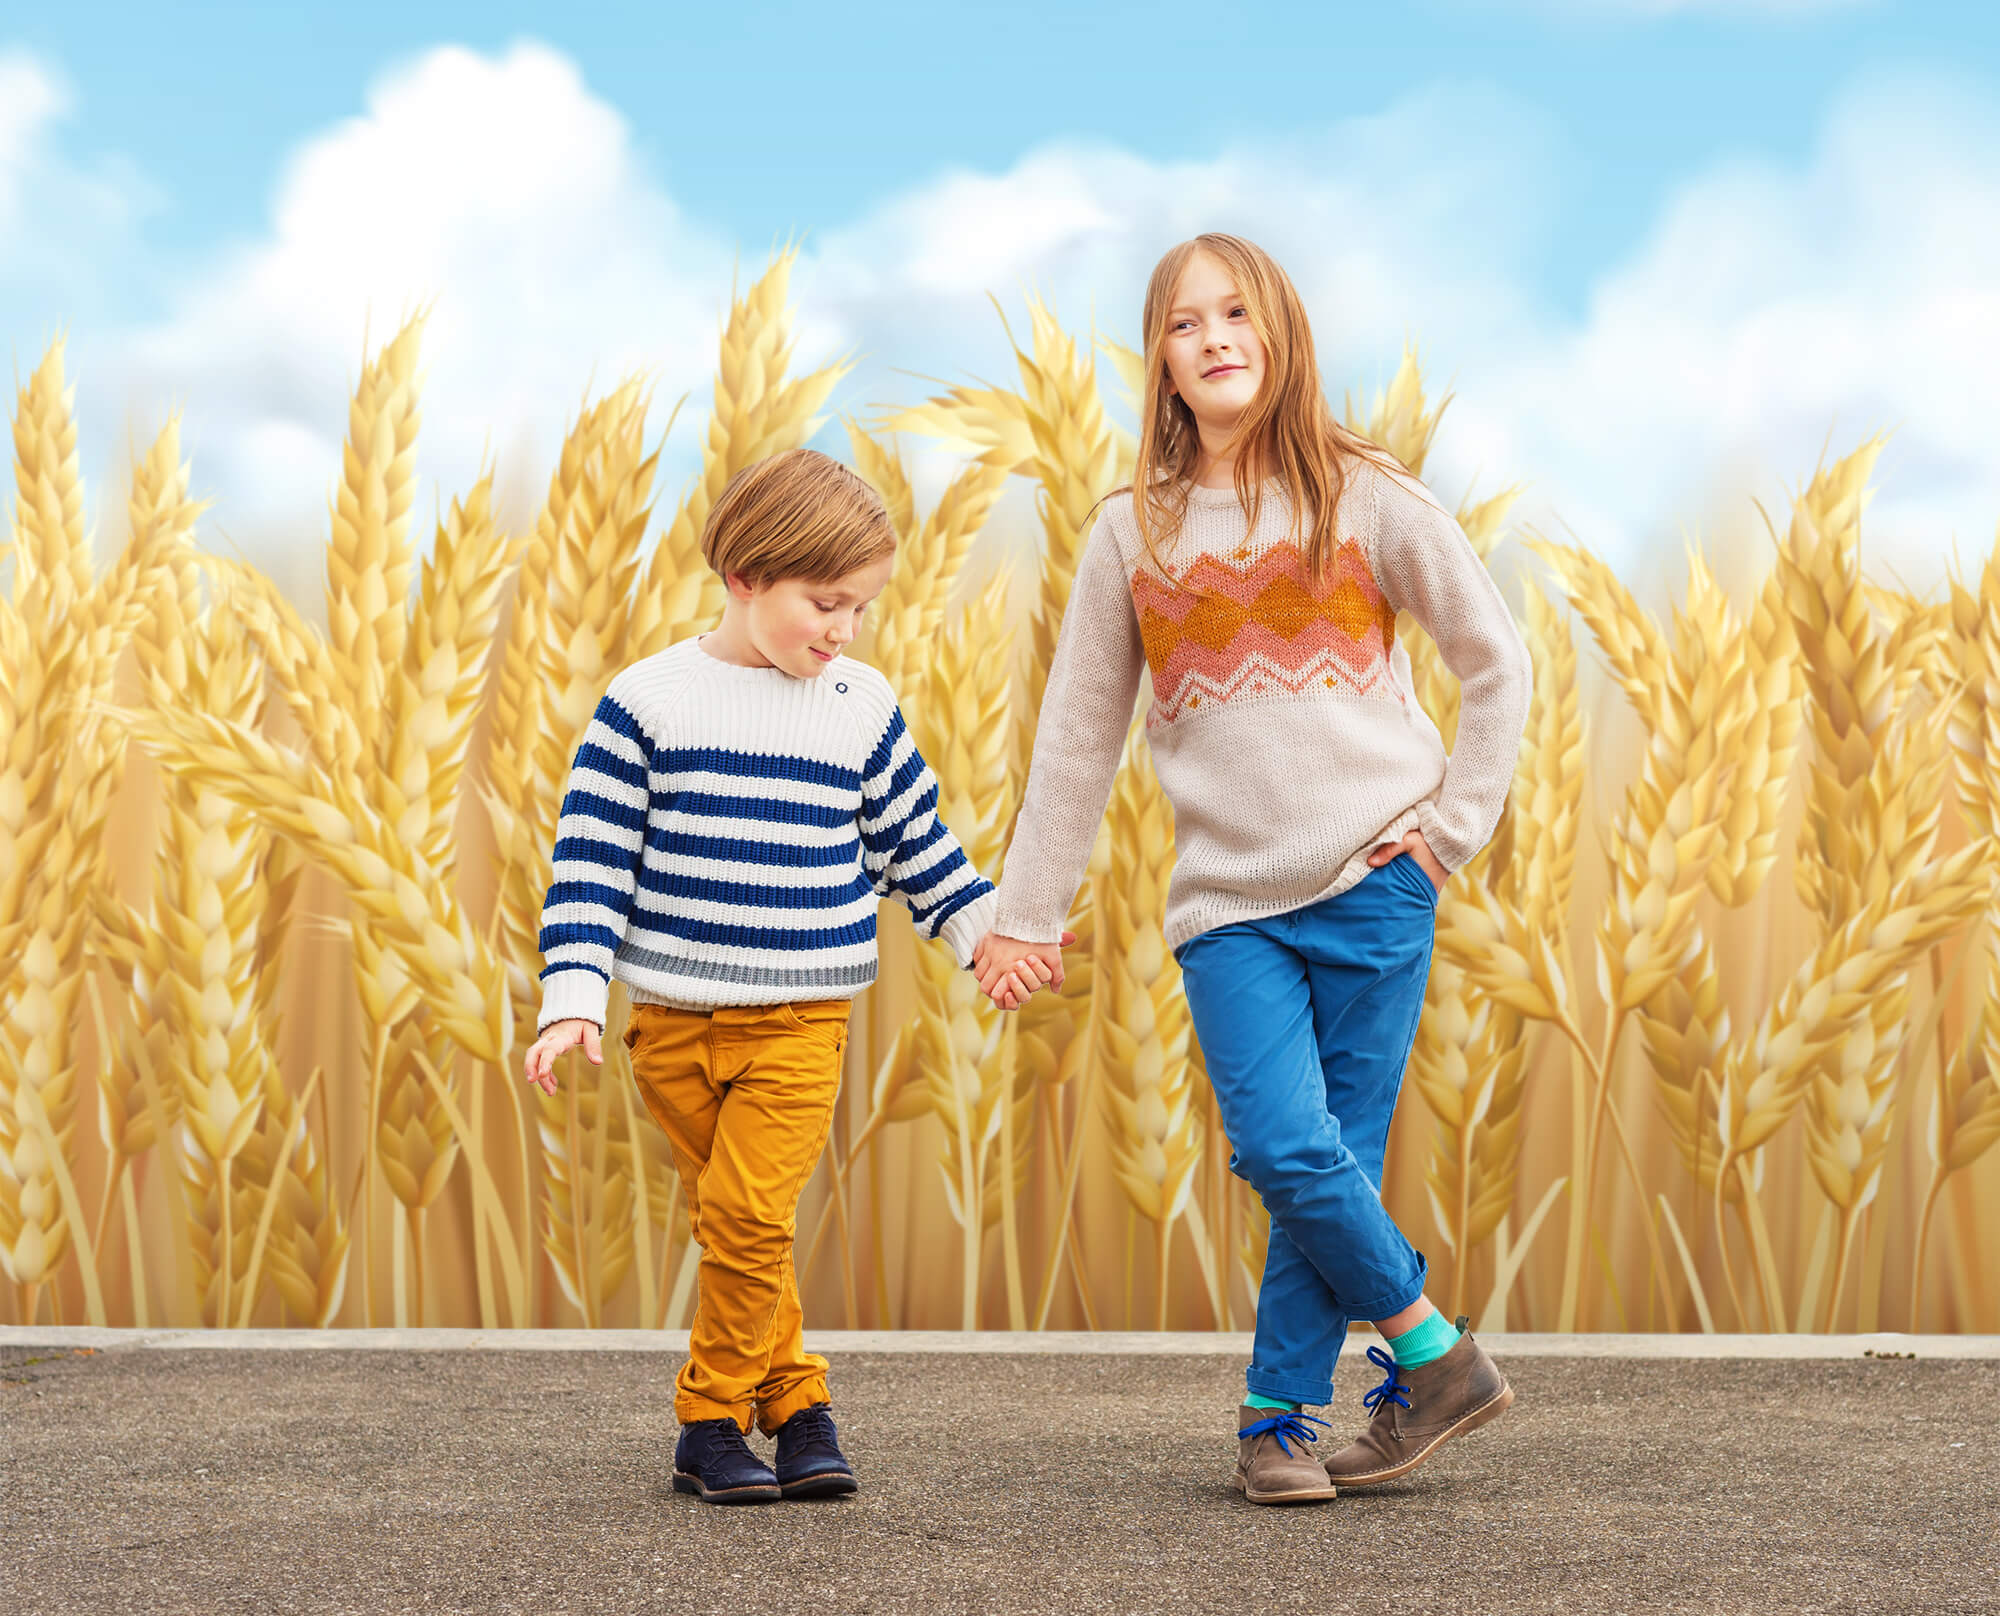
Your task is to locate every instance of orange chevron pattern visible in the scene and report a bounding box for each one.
[1130,538,1400,726]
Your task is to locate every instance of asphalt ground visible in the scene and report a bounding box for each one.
[2,1339,1995,1616]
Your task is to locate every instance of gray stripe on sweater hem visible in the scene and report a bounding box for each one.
[614,944,879,991]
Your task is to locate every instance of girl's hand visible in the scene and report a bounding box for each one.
[1367,828,1447,893]
[524,1018,602,1095]
[973,930,1077,1010]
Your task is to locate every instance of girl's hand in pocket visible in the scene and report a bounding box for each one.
[1367,829,1446,893]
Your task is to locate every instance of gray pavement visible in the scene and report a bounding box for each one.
[3,1338,1996,1616]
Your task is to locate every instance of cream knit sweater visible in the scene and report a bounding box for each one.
[992,458,1533,953]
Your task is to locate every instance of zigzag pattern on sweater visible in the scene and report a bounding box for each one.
[1129,537,1400,726]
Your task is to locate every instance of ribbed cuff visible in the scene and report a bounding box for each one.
[990,889,1068,947]
[940,888,999,969]
[537,968,609,1032]
[1413,798,1472,875]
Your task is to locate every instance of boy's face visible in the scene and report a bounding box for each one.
[729,552,895,679]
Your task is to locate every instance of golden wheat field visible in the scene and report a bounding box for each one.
[3,249,1996,1337]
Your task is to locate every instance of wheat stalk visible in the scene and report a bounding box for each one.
[1093,727,1202,1328]
[117,701,510,1063]
[91,421,209,1173]
[629,248,849,661]
[537,1031,638,1325]
[906,570,1022,1326]
[258,1079,349,1326]
[146,589,292,1326]
[1344,343,1448,476]
[1,349,182,1317]
[204,556,367,780]
[1414,580,1576,1316]
[1719,842,1991,1165]
[1904,528,2000,1319]
[887,300,1132,1327]
[516,396,664,1324]
[845,423,1007,700]
[1709,566,1806,907]
[380,473,519,871]
[1771,440,1955,1325]
[484,383,646,1030]
[9,336,90,623]
[325,313,424,744]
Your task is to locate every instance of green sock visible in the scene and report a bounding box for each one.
[1386,1309,1460,1370]
[1244,1390,1297,1411]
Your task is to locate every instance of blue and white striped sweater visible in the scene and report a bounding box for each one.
[535,635,997,1029]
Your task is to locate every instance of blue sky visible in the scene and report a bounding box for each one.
[4,1,1999,596]
[15,1,2000,312]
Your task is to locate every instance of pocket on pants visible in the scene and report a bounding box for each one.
[621,1006,654,1051]
[777,999,850,1055]
[1389,852,1441,906]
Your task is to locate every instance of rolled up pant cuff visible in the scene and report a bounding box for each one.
[756,1377,831,1435]
[1345,1267,1430,1329]
[1245,1368,1336,1408]
[675,1391,754,1433]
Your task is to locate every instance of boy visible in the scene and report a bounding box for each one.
[522,448,1051,1505]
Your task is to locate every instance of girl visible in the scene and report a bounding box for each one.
[972,234,1532,1505]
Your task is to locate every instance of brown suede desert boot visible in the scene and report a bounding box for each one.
[1321,1321,1513,1488]
[1234,1404,1339,1505]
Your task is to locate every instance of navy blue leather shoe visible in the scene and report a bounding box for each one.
[672,1417,781,1504]
[772,1403,858,1499]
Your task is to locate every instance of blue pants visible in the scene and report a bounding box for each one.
[1174,855,1437,1407]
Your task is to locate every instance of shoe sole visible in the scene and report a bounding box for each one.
[1325,1381,1515,1489]
[1231,1471,1339,1505]
[780,1469,859,1500]
[673,1471,782,1504]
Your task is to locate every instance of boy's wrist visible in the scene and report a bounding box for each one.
[942,889,1000,969]
[537,968,610,1033]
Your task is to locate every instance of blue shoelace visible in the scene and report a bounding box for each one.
[1237,1410,1331,1456]
[1361,1345,1412,1413]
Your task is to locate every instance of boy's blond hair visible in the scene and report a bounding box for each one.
[701,448,898,587]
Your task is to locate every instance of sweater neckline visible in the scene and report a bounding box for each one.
[690,633,818,682]
[1179,476,1287,510]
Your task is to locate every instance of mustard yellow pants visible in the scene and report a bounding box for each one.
[623,998,849,1433]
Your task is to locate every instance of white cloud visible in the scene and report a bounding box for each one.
[16,41,1996,612]
[1439,71,2000,588]
[0,51,68,219]
[801,70,1998,592]
[92,42,734,595]
[0,51,158,336]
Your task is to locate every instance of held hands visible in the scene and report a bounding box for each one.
[523,1017,602,1096]
[972,929,1077,1012]
[1367,828,1447,892]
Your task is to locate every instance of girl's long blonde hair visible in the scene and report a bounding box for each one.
[1125,233,1399,583]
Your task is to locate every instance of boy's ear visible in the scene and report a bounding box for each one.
[724,570,754,601]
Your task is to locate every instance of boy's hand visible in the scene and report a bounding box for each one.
[974,930,1076,1011]
[523,1017,603,1095]
[1367,828,1447,893]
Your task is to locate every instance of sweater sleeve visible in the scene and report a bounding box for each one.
[992,509,1147,942]
[535,681,655,1031]
[1366,464,1533,874]
[858,703,997,968]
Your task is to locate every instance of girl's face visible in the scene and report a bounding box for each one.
[1161,250,1264,436]
[727,552,895,678]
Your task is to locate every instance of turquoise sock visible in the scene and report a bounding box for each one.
[1386,1309,1460,1370]
[1244,1390,1297,1411]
